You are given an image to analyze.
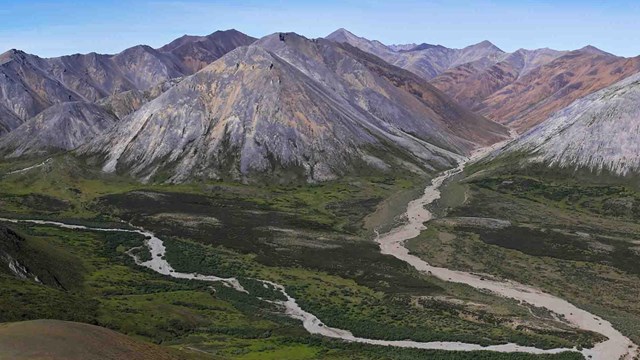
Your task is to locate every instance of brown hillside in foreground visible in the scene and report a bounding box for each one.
[0,320,205,360]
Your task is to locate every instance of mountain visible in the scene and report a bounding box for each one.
[497,72,640,175]
[470,48,640,131]
[0,50,84,132]
[80,32,508,183]
[336,42,507,148]
[431,48,568,109]
[387,43,419,52]
[326,28,505,80]
[325,28,393,60]
[158,29,257,73]
[0,101,118,158]
[0,78,182,159]
[0,30,255,135]
[97,77,183,119]
[326,29,640,133]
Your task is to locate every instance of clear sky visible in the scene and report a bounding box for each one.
[1,0,638,57]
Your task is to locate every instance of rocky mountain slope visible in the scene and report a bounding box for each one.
[0,30,255,135]
[325,29,640,134]
[96,77,183,119]
[80,32,508,183]
[498,72,640,175]
[0,102,118,158]
[431,48,568,109]
[158,29,257,73]
[326,28,505,80]
[468,48,640,131]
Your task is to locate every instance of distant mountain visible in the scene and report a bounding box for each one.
[325,29,640,133]
[80,32,508,183]
[388,43,419,52]
[0,50,84,133]
[326,28,505,80]
[472,48,640,131]
[498,72,640,175]
[431,48,568,109]
[158,29,257,73]
[0,77,184,158]
[325,28,393,59]
[401,43,444,52]
[0,102,118,158]
[0,30,255,135]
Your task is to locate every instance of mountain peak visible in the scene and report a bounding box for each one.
[0,49,27,62]
[578,45,615,57]
[468,40,503,52]
[326,28,358,42]
[255,32,313,49]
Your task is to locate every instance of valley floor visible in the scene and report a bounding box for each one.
[0,151,637,359]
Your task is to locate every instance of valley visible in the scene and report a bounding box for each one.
[0,154,594,359]
[0,11,639,360]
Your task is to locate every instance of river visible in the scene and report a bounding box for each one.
[1,140,637,358]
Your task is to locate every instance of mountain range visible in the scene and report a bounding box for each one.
[0,28,639,181]
[79,33,507,183]
[329,29,640,133]
[0,29,255,135]
[326,28,506,80]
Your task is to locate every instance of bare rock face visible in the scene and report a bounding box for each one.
[0,50,83,128]
[500,72,640,176]
[431,48,568,109]
[326,29,505,80]
[0,30,255,134]
[81,33,508,183]
[159,29,257,73]
[471,49,640,132]
[0,102,118,157]
[97,78,183,119]
[326,29,640,134]
[0,105,22,136]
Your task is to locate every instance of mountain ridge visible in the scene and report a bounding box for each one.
[79,32,508,183]
[497,72,640,175]
[0,29,256,135]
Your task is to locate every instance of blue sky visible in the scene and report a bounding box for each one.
[1,0,638,57]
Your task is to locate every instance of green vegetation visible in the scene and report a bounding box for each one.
[410,159,640,346]
[0,156,594,358]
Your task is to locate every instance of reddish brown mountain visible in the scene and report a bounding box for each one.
[436,47,640,132]
[431,48,567,109]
